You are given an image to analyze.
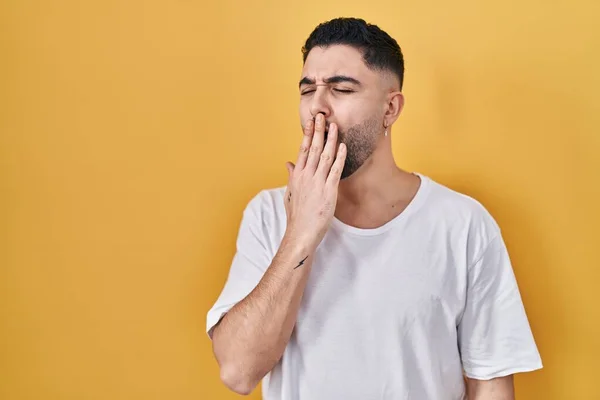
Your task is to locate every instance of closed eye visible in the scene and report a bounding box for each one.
[300,88,355,95]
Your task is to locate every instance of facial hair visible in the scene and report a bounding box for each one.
[334,116,380,179]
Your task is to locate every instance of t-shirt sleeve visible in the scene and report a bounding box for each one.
[457,234,543,380]
[205,191,273,339]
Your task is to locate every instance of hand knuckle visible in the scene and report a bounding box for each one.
[320,153,331,162]
[310,145,320,153]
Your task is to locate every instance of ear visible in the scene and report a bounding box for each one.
[383,90,404,128]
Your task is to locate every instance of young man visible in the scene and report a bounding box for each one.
[207,17,542,399]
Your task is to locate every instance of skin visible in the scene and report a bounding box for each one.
[297,44,419,230]
[466,375,515,399]
[212,43,514,398]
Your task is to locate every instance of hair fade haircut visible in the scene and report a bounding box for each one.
[301,17,405,90]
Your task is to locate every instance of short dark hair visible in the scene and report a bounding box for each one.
[301,17,404,90]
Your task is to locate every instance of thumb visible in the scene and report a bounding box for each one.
[285,161,295,177]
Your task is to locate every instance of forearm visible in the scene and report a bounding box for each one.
[466,375,515,400]
[212,236,313,394]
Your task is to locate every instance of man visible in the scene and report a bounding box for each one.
[206,17,542,399]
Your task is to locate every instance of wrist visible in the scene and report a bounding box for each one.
[282,230,314,254]
[278,233,314,265]
[267,233,313,283]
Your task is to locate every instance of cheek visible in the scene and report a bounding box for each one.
[337,95,370,117]
[334,107,360,133]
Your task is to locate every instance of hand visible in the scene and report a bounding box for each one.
[283,113,347,253]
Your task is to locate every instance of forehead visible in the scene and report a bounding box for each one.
[301,45,377,83]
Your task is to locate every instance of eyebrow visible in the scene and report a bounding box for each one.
[299,75,362,88]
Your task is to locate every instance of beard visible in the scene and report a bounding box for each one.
[328,116,380,179]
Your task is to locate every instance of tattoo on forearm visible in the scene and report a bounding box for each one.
[294,255,309,269]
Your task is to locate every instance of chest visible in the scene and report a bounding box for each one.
[295,228,468,340]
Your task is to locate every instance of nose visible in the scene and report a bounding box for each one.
[309,87,332,120]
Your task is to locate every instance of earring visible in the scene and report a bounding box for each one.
[384,121,388,137]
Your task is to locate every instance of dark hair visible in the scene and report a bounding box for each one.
[301,18,404,90]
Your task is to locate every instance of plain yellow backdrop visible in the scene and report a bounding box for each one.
[1,1,599,399]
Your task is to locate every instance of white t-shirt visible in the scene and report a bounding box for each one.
[206,172,542,400]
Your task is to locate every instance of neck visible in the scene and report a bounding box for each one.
[337,139,414,207]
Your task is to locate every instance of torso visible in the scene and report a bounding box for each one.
[258,173,496,400]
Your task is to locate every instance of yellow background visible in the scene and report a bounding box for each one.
[1,1,598,399]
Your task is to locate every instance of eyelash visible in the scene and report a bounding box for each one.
[301,89,355,96]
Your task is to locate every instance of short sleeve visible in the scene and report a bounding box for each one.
[458,234,543,379]
[206,192,273,339]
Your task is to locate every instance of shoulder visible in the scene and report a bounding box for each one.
[422,174,501,237]
[243,185,287,218]
[418,174,504,263]
[238,185,288,244]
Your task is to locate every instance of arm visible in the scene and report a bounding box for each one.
[211,237,313,395]
[466,375,514,400]
[210,114,346,395]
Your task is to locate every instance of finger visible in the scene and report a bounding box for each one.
[286,161,295,177]
[284,161,295,204]
[305,113,325,172]
[295,118,314,171]
[316,122,338,178]
[326,143,347,188]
